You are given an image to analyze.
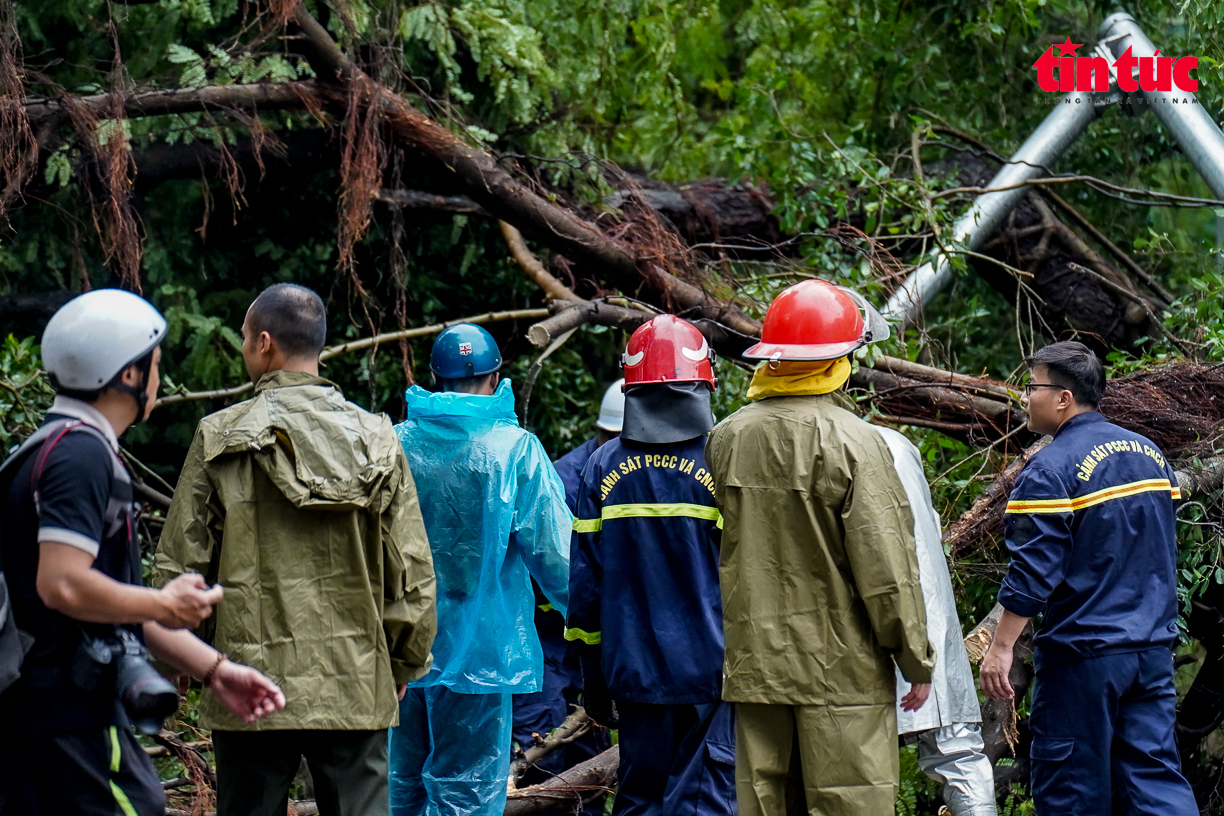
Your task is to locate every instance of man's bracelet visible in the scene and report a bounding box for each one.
[203,652,228,687]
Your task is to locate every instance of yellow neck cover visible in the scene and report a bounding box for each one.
[746,356,852,400]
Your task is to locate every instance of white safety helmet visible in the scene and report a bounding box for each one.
[42,289,166,393]
[595,378,626,433]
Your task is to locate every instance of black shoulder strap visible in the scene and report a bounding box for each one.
[1,419,132,550]
[0,419,81,486]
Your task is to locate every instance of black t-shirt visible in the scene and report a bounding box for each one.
[0,415,139,735]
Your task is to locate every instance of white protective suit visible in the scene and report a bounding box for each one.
[878,426,997,816]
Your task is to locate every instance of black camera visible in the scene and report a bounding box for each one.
[72,628,180,735]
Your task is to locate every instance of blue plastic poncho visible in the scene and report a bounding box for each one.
[394,379,572,693]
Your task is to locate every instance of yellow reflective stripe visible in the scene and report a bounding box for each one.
[538,603,554,612]
[573,518,602,533]
[109,726,121,773]
[110,782,138,816]
[601,503,721,523]
[1070,479,1173,510]
[107,726,138,816]
[564,627,601,645]
[716,514,724,530]
[1005,499,1073,514]
[1006,479,1179,515]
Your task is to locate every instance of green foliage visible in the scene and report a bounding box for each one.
[895,743,942,815]
[0,336,55,451]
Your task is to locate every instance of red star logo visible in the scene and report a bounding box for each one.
[1055,36,1083,57]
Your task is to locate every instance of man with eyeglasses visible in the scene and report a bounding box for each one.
[979,341,1196,816]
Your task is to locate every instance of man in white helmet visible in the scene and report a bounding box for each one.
[511,379,622,777]
[0,289,285,816]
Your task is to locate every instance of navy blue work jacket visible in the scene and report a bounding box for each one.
[554,437,599,513]
[998,412,1182,664]
[566,435,724,704]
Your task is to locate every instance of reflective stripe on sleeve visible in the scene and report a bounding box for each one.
[573,517,602,533]
[1006,478,1179,514]
[564,627,601,645]
[538,603,554,612]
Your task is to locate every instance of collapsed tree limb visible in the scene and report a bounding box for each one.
[1040,190,1175,306]
[23,82,316,129]
[284,5,761,338]
[945,439,1051,557]
[962,603,1035,773]
[156,308,548,406]
[509,708,594,783]
[504,745,620,816]
[380,189,487,214]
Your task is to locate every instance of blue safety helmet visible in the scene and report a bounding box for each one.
[430,323,503,379]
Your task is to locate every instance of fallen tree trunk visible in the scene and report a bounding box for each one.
[963,604,1035,791]
[504,745,620,816]
[933,154,1164,354]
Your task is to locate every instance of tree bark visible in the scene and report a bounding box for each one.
[932,154,1163,354]
[510,709,595,782]
[504,745,620,816]
[24,82,315,129]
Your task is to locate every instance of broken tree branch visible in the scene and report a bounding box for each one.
[510,708,594,782]
[23,82,315,128]
[499,221,580,303]
[504,745,620,816]
[285,4,761,337]
[379,189,486,214]
[944,438,1052,557]
[156,308,548,406]
[1040,190,1175,306]
[962,604,1035,762]
[1067,263,1195,357]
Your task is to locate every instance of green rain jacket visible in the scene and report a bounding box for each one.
[155,370,437,731]
[706,394,934,706]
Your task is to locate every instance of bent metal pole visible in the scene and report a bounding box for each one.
[1098,12,1224,201]
[882,92,1099,327]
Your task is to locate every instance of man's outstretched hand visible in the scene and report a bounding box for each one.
[900,683,931,712]
[979,608,1031,700]
[210,661,286,724]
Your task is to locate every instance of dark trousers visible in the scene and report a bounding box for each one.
[0,725,165,816]
[615,699,737,816]
[512,634,607,778]
[213,729,388,816]
[1029,647,1197,816]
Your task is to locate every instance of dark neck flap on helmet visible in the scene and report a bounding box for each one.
[621,381,715,444]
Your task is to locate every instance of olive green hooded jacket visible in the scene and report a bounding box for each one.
[155,370,437,731]
[706,394,934,706]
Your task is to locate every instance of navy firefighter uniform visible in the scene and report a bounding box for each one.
[566,315,736,816]
[567,435,734,816]
[998,411,1197,815]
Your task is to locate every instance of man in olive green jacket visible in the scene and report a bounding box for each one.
[706,280,934,816]
[156,284,436,816]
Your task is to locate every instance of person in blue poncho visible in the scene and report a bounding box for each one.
[388,324,573,816]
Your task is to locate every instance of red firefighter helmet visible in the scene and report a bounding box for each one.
[743,279,890,362]
[622,315,716,389]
